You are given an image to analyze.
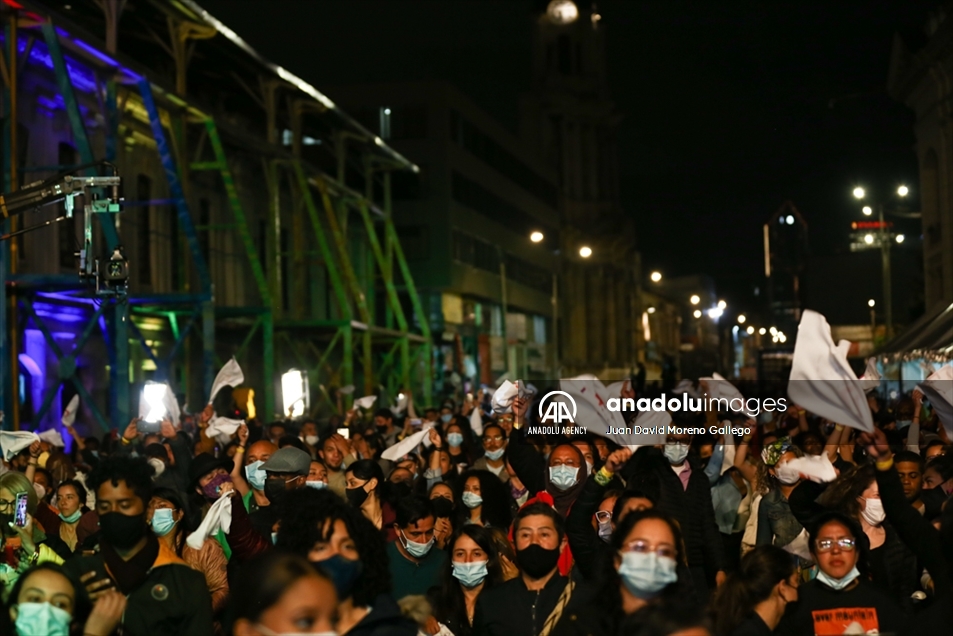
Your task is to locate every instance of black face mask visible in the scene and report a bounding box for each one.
[99,512,148,549]
[516,544,561,579]
[264,479,291,506]
[346,485,369,508]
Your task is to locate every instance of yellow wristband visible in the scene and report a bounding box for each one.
[875,456,894,471]
[594,465,614,486]
[121,437,132,445]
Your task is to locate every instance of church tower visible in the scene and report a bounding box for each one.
[522,1,639,377]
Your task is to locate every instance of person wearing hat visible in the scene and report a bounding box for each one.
[251,447,311,541]
[190,453,271,563]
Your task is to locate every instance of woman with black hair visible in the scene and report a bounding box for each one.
[552,509,693,636]
[146,487,229,617]
[782,510,905,636]
[275,488,416,636]
[710,545,797,635]
[446,417,476,471]
[346,459,398,541]
[5,562,126,636]
[454,469,513,529]
[226,550,338,636]
[428,526,504,636]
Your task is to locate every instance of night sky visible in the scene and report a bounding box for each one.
[201,0,935,312]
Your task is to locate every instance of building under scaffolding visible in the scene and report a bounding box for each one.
[0,0,433,439]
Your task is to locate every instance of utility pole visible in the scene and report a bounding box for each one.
[879,204,892,339]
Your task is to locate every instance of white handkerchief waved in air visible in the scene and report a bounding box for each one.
[353,395,377,410]
[381,423,435,461]
[209,358,244,405]
[38,429,65,447]
[492,380,519,414]
[205,416,244,439]
[785,454,837,483]
[919,365,953,439]
[0,431,40,461]
[787,310,873,433]
[187,494,232,550]
[62,395,80,427]
[859,357,881,393]
[700,372,744,402]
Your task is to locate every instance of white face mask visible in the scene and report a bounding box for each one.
[303,435,319,446]
[775,462,800,485]
[860,497,885,526]
[147,457,166,478]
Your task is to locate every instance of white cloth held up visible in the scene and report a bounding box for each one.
[469,405,484,437]
[205,416,244,444]
[785,454,837,483]
[0,431,40,461]
[61,395,80,427]
[787,310,873,433]
[859,357,881,393]
[38,429,65,448]
[187,494,232,550]
[491,380,519,414]
[353,395,377,410]
[919,365,953,439]
[209,358,244,405]
[381,423,435,461]
[700,372,744,401]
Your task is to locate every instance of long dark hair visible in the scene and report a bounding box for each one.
[710,545,796,635]
[151,487,195,558]
[346,459,385,498]
[595,509,689,614]
[275,488,391,606]
[453,469,513,530]
[430,526,504,636]
[6,563,92,634]
[225,550,333,634]
[816,463,876,521]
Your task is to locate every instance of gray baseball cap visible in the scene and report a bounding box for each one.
[261,446,311,476]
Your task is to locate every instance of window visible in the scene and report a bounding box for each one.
[451,171,555,240]
[137,175,152,285]
[451,231,551,294]
[450,111,558,208]
[58,143,78,268]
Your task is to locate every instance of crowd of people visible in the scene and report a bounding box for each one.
[0,375,951,636]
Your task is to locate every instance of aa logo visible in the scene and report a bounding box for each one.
[539,391,577,424]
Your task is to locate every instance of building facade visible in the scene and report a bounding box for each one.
[888,5,953,311]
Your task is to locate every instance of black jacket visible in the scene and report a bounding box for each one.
[779,578,905,636]
[565,474,611,581]
[63,545,213,635]
[347,594,417,636]
[473,573,591,636]
[622,448,725,574]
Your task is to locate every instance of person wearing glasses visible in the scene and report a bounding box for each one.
[473,424,509,484]
[550,509,692,635]
[784,511,904,636]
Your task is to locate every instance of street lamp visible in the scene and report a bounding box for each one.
[690,294,700,305]
[758,327,766,335]
[853,187,866,199]
[868,299,875,307]
[579,246,592,258]
[717,300,727,310]
[693,309,702,318]
[530,231,544,243]
[897,185,909,197]
[746,325,754,335]
[864,234,874,245]
[650,271,662,283]
[895,234,905,244]
[862,206,872,216]
[737,314,746,324]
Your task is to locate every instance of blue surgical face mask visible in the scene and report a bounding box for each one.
[447,432,464,447]
[617,551,678,598]
[400,529,435,558]
[441,413,453,423]
[896,419,912,430]
[816,566,860,591]
[151,508,177,537]
[663,443,689,465]
[462,491,483,509]
[549,465,579,490]
[306,480,328,490]
[59,509,82,524]
[245,460,267,491]
[485,447,505,461]
[452,559,489,587]
[14,602,71,636]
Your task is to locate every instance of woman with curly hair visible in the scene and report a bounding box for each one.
[428,525,505,636]
[275,488,416,636]
[453,469,513,530]
[754,437,806,558]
